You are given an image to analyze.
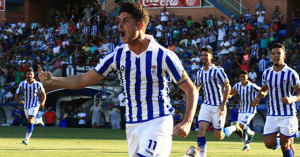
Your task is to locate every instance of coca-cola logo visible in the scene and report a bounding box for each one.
[142,0,179,7]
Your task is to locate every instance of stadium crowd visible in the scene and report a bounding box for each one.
[1,1,300,128]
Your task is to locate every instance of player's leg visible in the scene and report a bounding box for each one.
[91,118,96,128]
[238,113,255,151]
[263,116,280,149]
[213,107,237,141]
[136,116,173,157]
[23,107,38,145]
[197,104,212,157]
[279,116,298,157]
[126,123,139,157]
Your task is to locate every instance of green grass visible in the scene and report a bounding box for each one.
[0,126,299,157]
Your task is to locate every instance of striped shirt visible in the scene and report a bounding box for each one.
[250,44,259,57]
[259,58,268,72]
[195,65,229,106]
[94,35,188,123]
[233,81,260,113]
[262,65,300,116]
[91,25,98,36]
[16,80,44,109]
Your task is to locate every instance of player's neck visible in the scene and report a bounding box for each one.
[27,79,34,84]
[203,64,212,71]
[273,63,285,72]
[128,34,150,55]
[241,81,248,86]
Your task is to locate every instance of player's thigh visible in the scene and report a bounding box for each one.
[264,133,278,149]
[24,108,29,119]
[198,104,212,124]
[278,116,298,137]
[211,108,226,130]
[198,121,210,137]
[137,116,173,157]
[263,116,279,136]
[28,107,39,117]
[238,113,255,125]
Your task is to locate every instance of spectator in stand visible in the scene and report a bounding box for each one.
[58,108,68,127]
[230,102,239,125]
[43,106,57,127]
[108,104,120,129]
[160,7,169,25]
[14,67,24,84]
[77,106,86,128]
[293,8,300,33]
[219,36,230,57]
[82,4,93,21]
[11,105,23,126]
[217,24,226,50]
[118,90,126,130]
[248,66,257,83]
[272,6,283,22]
[255,0,266,11]
[256,7,266,29]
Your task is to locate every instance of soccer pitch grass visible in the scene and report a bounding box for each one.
[0,127,299,157]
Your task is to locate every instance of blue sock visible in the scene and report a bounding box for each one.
[197,137,207,157]
[26,124,34,133]
[283,149,293,157]
[223,128,230,138]
[244,126,249,132]
[273,137,280,150]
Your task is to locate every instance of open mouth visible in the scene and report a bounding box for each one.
[119,30,125,39]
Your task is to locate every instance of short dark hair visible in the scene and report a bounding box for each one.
[27,68,33,72]
[272,43,285,52]
[240,70,248,76]
[119,1,149,29]
[200,47,213,54]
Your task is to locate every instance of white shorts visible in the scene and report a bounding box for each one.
[126,115,173,157]
[198,104,226,130]
[238,113,255,125]
[24,107,39,119]
[91,117,100,126]
[263,116,299,137]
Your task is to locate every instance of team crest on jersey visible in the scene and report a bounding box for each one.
[121,65,125,71]
[151,65,157,74]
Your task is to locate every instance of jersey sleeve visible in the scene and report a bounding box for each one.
[38,82,44,93]
[290,70,300,88]
[16,82,23,95]
[94,50,116,77]
[216,67,229,86]
[252,83,261,93]
[261,70,268,87]
[165,51,189,85]
[232,83,238,93]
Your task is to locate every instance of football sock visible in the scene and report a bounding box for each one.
[25,124,34,141]
[283,149,293,157]
[197,137,207,157]
[244,126,255,136]
[242,132,248,146]
[223,126,236,138]
[273,137,280,150]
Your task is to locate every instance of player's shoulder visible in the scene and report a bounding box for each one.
[285,65,298,75]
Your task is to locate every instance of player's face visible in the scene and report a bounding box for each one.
[118,12,139,44]
[200,51,213,66]
[26,71,34,81]
[271,48,285,66]
[239,74,248,83]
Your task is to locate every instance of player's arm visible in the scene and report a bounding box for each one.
[282,83,300,104]
[39,88,46,108]
[218,82,231,115]
[15,94,24,105]
[228,88,237,99]
[172,79,198,138]
[251,85,269,106]
[38,64,104,89]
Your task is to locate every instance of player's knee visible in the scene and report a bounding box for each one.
[214,132,224,141]
[264,140,276,149]
[239,123,245,129]
[280,139,289,150]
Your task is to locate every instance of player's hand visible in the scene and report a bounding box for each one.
[172,121,191,138]
[251,98,259,107]
[38,64,53,84]
[217,104,226,116]
[40,102,45,108]
[18,100,24,105]
[282,96,297,105]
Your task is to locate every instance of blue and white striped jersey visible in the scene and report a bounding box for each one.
[195,65,229,106]
[262,65,300,116]
[233,81,260,113]
[94,35,188,123]
[259,58,268,72]
[16,80,44,109]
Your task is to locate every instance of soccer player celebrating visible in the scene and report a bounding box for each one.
[251,43,300,157]
[38,2,198,156]
[194,47,243,157]
[15,69,46,145]
[229,70,261,151]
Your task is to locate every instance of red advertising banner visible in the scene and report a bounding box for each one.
[0,0,4,11]
[141,0,201,8]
